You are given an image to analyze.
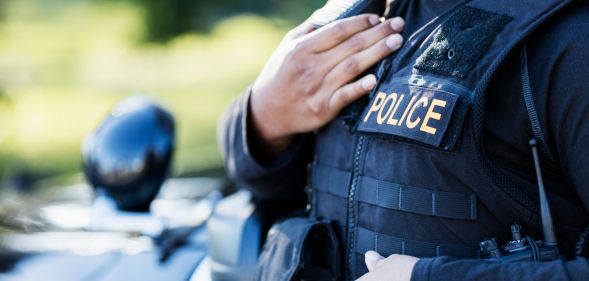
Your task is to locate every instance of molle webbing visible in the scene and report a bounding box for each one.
[355,227,479,258]
[311,165,478,220]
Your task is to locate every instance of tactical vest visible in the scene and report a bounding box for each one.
[307,0,587,280]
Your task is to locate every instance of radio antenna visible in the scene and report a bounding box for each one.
[529,138,557,246]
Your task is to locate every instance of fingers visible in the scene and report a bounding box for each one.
[325,33,403,88]
[302,14,381,52]
[365,251,385,272]
[327,74,377,112]
[375,253,394,269]
[286,20,316,40]
[323,17,404,68]
[357,254,419,281]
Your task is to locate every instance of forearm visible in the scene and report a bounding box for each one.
[411,257,589,281]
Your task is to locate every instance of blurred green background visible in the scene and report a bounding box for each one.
[0,0,321,189]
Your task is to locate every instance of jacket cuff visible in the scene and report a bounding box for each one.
[410,258,438,281]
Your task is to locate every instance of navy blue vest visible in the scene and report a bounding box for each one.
[308,0,585,279]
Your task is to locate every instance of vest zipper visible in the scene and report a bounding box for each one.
[345,58,391,280]
[345,135,365,280]
[370,59,391,98]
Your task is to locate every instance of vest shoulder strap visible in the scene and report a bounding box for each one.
[520,42,557,162]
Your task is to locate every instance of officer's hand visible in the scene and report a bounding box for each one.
[356,251,419,281]
[250,15,404,157]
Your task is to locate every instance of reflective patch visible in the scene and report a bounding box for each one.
[357,75,471,149]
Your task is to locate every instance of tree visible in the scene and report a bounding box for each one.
[109,0,322,42]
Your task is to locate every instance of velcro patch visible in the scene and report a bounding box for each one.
[414,6,512,79]
[357,75,471,149]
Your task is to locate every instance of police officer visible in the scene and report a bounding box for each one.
[219,0,589,280]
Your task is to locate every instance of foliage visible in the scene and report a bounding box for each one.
[103,0,323,43]
[0,0,306,186]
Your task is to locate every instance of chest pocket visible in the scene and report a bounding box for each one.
[357,75,472,150]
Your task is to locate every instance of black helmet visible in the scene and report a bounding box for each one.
[83,96,175,212]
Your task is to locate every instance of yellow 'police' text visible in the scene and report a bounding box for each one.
[362,92,447,135]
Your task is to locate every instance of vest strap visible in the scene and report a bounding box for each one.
[355,226,479,258]
[311,165,353,198]
[312,165,478,220]
[520,42,556,162]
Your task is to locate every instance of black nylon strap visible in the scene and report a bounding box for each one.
[358,177,477,220]
[355,226,479,258]
[520,42,556,162]
[312,165,478,220]
[311,164,352,197]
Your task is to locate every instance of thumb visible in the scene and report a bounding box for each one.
[364,251,384,272]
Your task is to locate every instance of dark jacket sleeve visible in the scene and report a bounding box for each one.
[217,87,314,203]
[412,4,589,281]
[411,257,589,281]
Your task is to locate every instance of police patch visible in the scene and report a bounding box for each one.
[357,75,471,149]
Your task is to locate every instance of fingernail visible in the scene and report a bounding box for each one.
[365,251,384,272]
[362,75,377,90]
[390,17,405,31]
[365,251,383,261]
[369,15,380,26]
[385,34,403,49]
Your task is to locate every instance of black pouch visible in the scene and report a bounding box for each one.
[254,217,341,281]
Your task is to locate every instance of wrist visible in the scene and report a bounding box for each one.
[249,85,294,141]
[248,92,295,161]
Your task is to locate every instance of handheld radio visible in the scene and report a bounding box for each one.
[479,138,560,262]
